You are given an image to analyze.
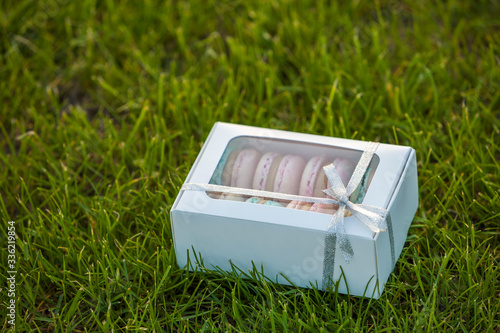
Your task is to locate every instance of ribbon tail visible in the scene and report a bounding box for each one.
[348,203,387,233]
[322,164,348,199]
[321,230,337,290]
[322,205,345,289]
[326,205,354,265]
[336,213,354,264]
[350,203,396,268]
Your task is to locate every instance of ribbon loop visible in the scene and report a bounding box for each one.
[345,141,379,195]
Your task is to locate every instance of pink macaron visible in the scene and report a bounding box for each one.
[299,155,331,197]
[309,202,338,215]
[332,158,356,187]
[273,155,306,194]
[252,152,284,191]
[230,149,261,188]
[286,200,313,211]
[286,201,338,215]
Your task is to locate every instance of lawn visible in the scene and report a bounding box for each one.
[1,0,499,331]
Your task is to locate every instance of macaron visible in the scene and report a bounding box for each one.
[309,203,338,215]
[286,200,313,211]
[230,149,262,188]
[221,150,240,186]
[273,155,306,194]
[263,200,284,207]
[332,158,356,187]
[252,152,284,191]
[246,196,264,204]
[299,156,331,197]
[286,201,338,215]
[207,191,222,199]
[207,191,245,201]
[219,192,245,202]
[246,196,284,207]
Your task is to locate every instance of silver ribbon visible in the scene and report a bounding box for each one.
[180,142,396,290]
[182,183,343,204]
[320,142,395,289]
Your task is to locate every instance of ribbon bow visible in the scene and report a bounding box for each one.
[321,142,387,264]
[319,142,395,289]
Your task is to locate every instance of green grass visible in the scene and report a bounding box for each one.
[1,0,499,331]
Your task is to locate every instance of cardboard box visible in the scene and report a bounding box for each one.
[170,122,418,298]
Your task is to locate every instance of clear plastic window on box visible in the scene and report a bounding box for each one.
[207,136,379,214]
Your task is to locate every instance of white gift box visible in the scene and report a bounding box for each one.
[170,122,418,298]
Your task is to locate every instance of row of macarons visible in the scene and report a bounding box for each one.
[247,197,338,215]
[209,194,338,214]
[210,148,359,197]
